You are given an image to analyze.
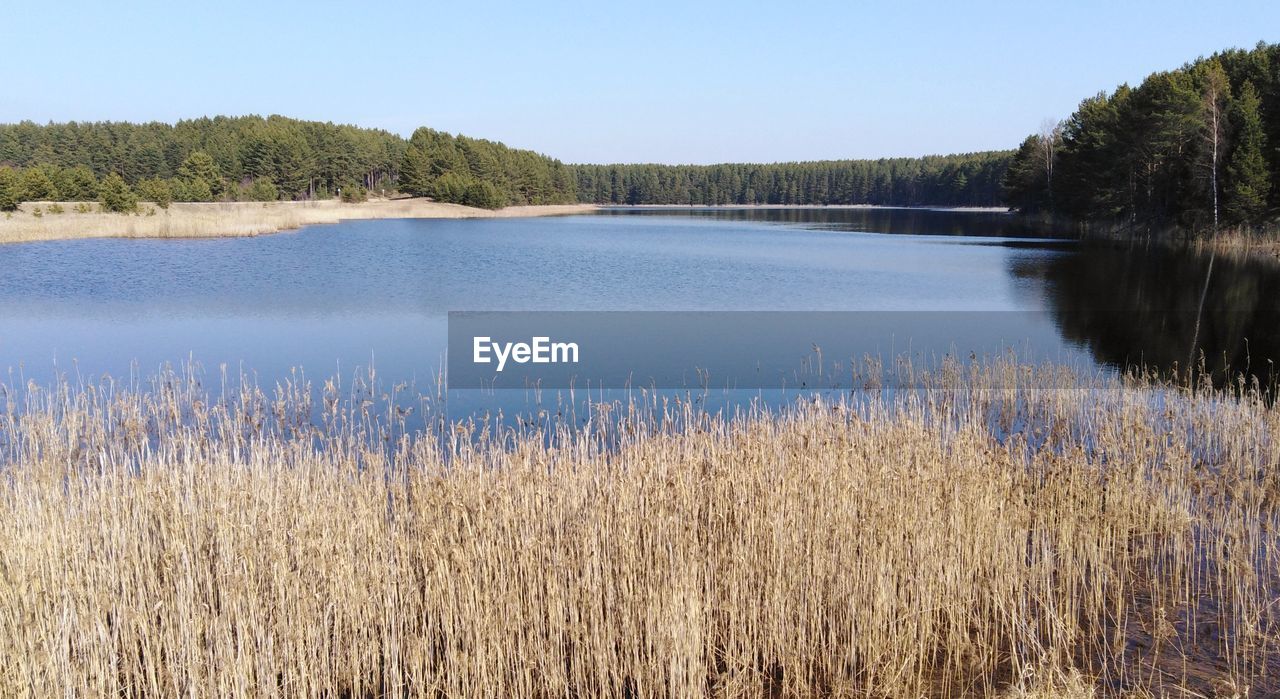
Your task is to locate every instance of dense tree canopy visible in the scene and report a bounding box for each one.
[398,128,576,208]
[0,115,406,202]
[1005,42,1279,232]
[0,116,576,209]
[0,118,1061,215]
[568,153,1011,207]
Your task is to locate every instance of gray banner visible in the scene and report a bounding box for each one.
[447,311,1085,389]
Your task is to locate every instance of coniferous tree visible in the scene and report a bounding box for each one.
[177,151,223,197]
[339,183,367,203]
[463,180,505,209]
[98,173,138,213]
[397,140,433,197]
[432,171,471,204]
[0,167,21,211]
[172,177,213,203]
[1003,135,1049,212]
[20,167,58,201]
[1225,81,1271,224]
[244,178,279,202]
[135,178,174,209]
[57,166,100,201]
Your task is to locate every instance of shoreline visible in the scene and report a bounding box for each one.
[0,199,600,245]
[1024,212,1280,260]
[601,203,1011,213]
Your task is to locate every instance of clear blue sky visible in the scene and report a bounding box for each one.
[2,1,1276,164]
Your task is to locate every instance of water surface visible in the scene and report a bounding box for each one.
[0,208,1275,413]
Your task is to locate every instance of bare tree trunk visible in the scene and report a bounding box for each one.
[1201,63,1228,234]
[1210,101,1220,232]
[1039,119,1061,212]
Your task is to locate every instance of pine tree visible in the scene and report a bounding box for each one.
[136,178,174,209]
[432,171,471,204]
[0,167,21,212]
[58,166,100,201]
[398,141,433,197]
[1225,81,1271,224]
[177,151,223,198]
[172,177,212,203]
[339,182,367,203]
[265,127,314,198]
[245,178,279,202]
[99,173,138,213]
[21,167,59,201]
[463,180,506,209]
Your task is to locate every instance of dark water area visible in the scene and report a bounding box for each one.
[597,205,1071,238]
[0,207,1275,419]
[1024,240,1280,390]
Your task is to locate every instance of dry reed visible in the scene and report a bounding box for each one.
[0,363,1276,697]
[0,200,598,244]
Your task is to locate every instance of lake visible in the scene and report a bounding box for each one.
[1,207,1276,419]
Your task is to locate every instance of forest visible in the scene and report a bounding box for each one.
[398,127,577,208]
[1004,41,1278,233]
[0,114,1008,211]
[569,153,1011,207]
[3,41,1278,227]
[0,116,577,211]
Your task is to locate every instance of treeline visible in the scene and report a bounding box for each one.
[0,116,404,203]
[0,116,576,211]
[1005,42,1278,232]
[21,41,1280,224]
[570,152,1012,207]
[0,153,302,213]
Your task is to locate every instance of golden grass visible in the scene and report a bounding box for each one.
[0,199,599,244]
[1193,227,1280,261]
[0,364,1276,697]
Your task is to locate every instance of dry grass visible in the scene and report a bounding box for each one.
[0,199,599,244]
[0,364,1277,697]
[1192,227,1280,261]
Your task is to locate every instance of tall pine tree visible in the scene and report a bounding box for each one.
[1226,81,1271,224]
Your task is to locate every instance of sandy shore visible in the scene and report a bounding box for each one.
[0,199,599,245]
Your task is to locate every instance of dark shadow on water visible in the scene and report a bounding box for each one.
[1022,240,1280,392]
[599,206,1076,238]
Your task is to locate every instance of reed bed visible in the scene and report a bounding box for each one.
[0,364,1276,697]
[0,200,598,244]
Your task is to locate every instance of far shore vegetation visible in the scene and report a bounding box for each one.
[2,39,1280,248]
[0,118,1013,214]
[0,41,1276,247]
[0,118,580,215]
[0,199,597,244]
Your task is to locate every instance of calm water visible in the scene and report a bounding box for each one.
[0,207,1276,413]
